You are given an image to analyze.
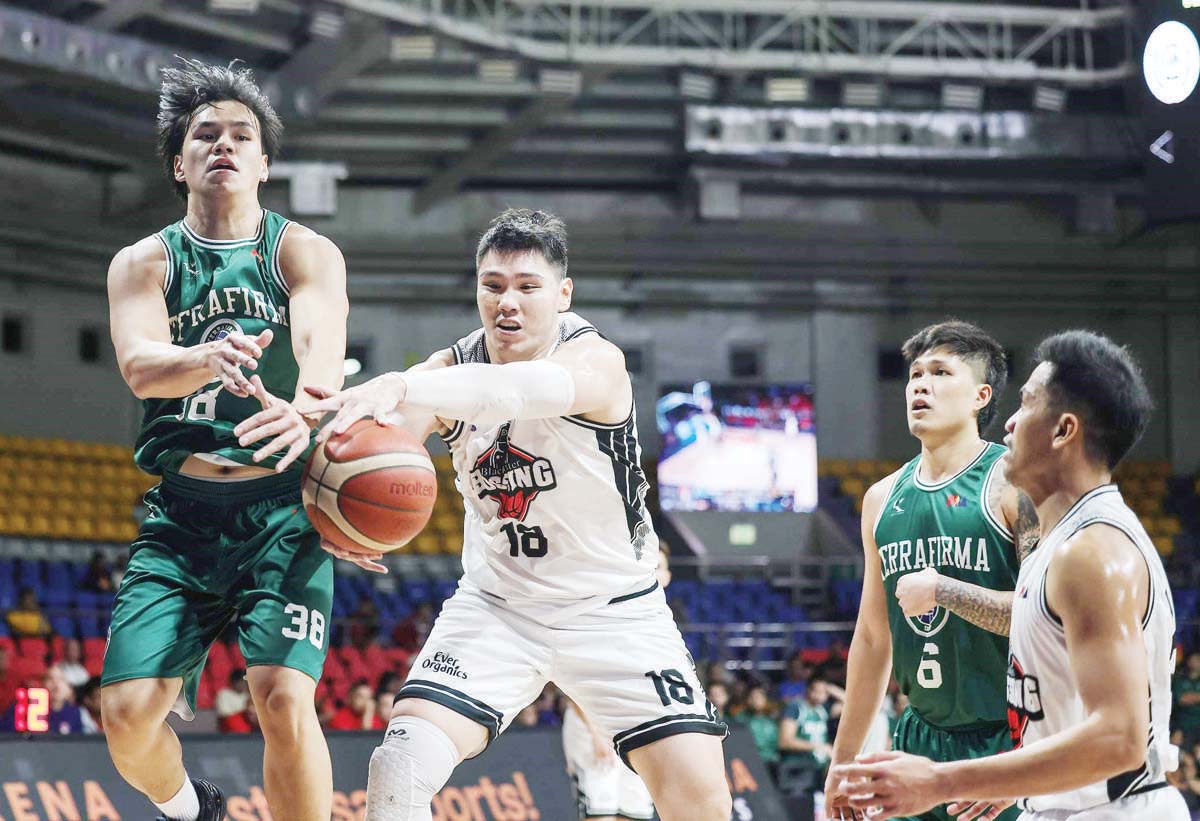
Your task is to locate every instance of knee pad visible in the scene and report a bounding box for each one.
[366,715,460,821]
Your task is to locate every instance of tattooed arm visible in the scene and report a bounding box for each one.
[896,568,1015,635]
[894,459,1038,636]
[989,456,1040,563]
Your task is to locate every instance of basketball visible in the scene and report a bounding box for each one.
[301,419,437,553]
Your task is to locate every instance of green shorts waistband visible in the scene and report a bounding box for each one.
[902,705,1008,737]
[161,468,301,505]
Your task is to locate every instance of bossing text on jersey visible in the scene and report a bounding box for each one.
[469,423,558,521]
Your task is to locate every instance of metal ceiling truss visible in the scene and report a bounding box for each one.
[334,0,1135,87]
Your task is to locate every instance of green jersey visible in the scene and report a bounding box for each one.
[134,210,309,475]
[782,700,829,765]
[874,442,1017,730]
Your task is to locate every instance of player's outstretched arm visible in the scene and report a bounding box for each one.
[109,237,271,400]
[824,476,896,817]
[308,334,631,442]
[234,227,348,470]
[834,525,1150,817]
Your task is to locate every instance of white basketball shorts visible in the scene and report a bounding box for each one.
[1017,785,1189,821]
[395,579,728,767]
[562,705,655,820]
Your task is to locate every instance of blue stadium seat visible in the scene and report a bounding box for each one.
[433,580,458,602]
[45,562,72,591]
[49,615,76,638]
[76,616,103,638]
[405,582,432,604]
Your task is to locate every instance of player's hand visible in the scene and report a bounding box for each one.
[303,373,409,444]
[823,765,865,820]
[948,799,1014,820]
[233,376,313,472]
[318,538,389,574]
[833,750,946,818]
[201,328,272,398]
[896,567,940,617]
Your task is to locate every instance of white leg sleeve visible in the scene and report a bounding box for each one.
[366,716,460,821]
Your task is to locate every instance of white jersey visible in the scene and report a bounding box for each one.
[1007,485,1177,814]
[441,312,658,624]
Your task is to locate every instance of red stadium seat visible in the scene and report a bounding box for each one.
[16,637,49,661]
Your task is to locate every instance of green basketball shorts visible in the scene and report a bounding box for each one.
[101,469,332,717]
[891,706,1022,821]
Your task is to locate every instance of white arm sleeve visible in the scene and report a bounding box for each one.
[400,360,576,425]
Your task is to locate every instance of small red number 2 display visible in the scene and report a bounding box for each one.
[16,687,50,733]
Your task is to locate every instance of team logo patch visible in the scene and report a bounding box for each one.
[469,422,557,521]
[1006,655,1043,748]
[945,494,968,509]
[906,605,949,637]
[200,318,243,344]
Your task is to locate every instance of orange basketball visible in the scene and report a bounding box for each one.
[301,419,437,553]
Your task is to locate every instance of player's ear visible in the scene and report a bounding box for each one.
[260,155,270,184]
[173,155,186,183]
[1051,412,1080,451]
[975,383,993,413]
[558,275,573,312]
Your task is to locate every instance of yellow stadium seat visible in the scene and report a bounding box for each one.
[6,511,31,536]
[841,477,867,499]
[1160,517,1182,537]
[1153,536,1174,558]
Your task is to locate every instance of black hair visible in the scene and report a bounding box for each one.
[1033,331,1153,470]
[902,319,1009,433]
[476,208,569,277]
[156,57,283,200]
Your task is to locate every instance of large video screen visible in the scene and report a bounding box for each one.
[1139,0,1200,226]
[656,382,817,513]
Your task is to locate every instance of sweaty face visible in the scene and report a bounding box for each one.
[906,348,990,440]
[174,101,269,199]
[476,249,572,363]
[1003,362,1058,491]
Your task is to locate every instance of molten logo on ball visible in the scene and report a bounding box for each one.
[390,481,436,497]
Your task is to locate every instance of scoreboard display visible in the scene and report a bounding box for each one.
[12,688,51,734]
[1140,1,1200,226]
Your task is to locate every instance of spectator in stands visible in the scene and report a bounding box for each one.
[81,551,115,593]
[776,676,834,794]
[1174,651,1200,747]
[328,679,384,731]
[734,684,779,777]
[703,660,732,689]
[707,681,730,719]
[0,664,85,734]
[348,596,380,651]
[391,602,435,654]
[215,669,254,734]
[78,676,103,734]
[813,639,848,688]
[0,646,18,716]
[777,652,812,703]
[58,638,90,689]
[43,664,84,735]
[5,588,51,638]
[375,671,404,723]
